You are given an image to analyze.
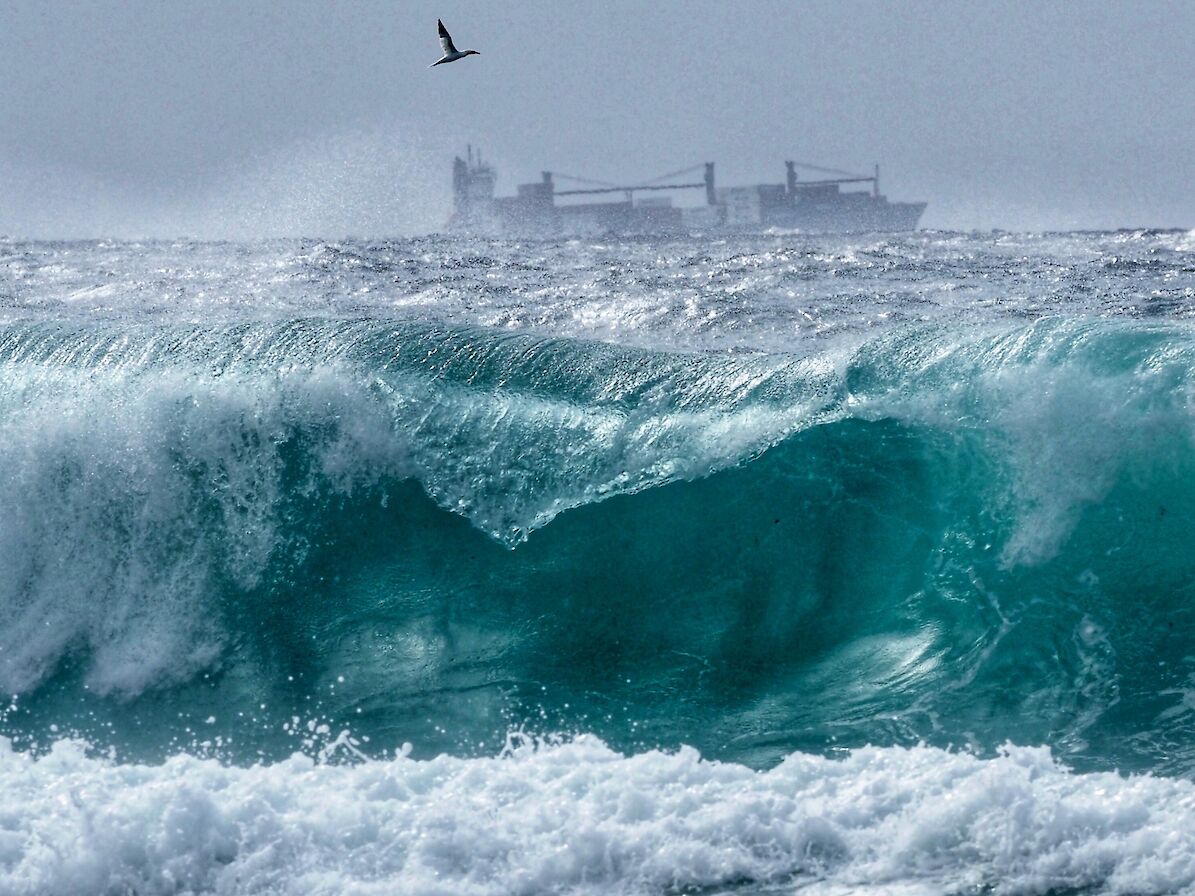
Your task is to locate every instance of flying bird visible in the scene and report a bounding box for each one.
[430,19,480,67]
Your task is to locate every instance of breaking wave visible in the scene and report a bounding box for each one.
[2,316,1195,776]
[4,231,1195,894]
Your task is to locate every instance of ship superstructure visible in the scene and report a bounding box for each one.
[450,147,926,236]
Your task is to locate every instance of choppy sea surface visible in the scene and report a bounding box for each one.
[2,229,1195,894]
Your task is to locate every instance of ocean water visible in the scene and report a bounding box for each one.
[1,229,1195,894]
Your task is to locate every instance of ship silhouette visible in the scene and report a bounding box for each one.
[450,147,926,236]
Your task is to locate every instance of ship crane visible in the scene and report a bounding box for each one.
[548,163,718,206]
[786,160,881,198]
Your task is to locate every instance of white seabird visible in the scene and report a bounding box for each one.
[430,19,480,67]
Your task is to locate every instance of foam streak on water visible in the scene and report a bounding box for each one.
[1,230,1195,894]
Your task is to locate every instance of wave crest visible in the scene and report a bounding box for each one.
[3,318,1195,774]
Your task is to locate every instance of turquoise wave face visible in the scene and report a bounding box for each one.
[3,313,1195,774]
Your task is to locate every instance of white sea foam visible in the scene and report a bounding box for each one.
[1,736,1194,896]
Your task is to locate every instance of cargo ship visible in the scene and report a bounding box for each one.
[449,147,926,236]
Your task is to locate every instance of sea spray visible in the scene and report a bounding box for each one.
[0,127,443,240]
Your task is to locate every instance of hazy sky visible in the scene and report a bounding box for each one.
[1,0,1192,236]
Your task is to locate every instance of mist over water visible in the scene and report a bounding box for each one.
[0,128,444,239]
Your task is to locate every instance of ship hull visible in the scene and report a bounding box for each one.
[762,201,927,234]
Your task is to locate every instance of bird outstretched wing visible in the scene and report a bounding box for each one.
[437,20,458,55]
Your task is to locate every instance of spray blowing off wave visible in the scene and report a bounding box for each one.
[3,315,1195,773]
[0,129,443,240]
